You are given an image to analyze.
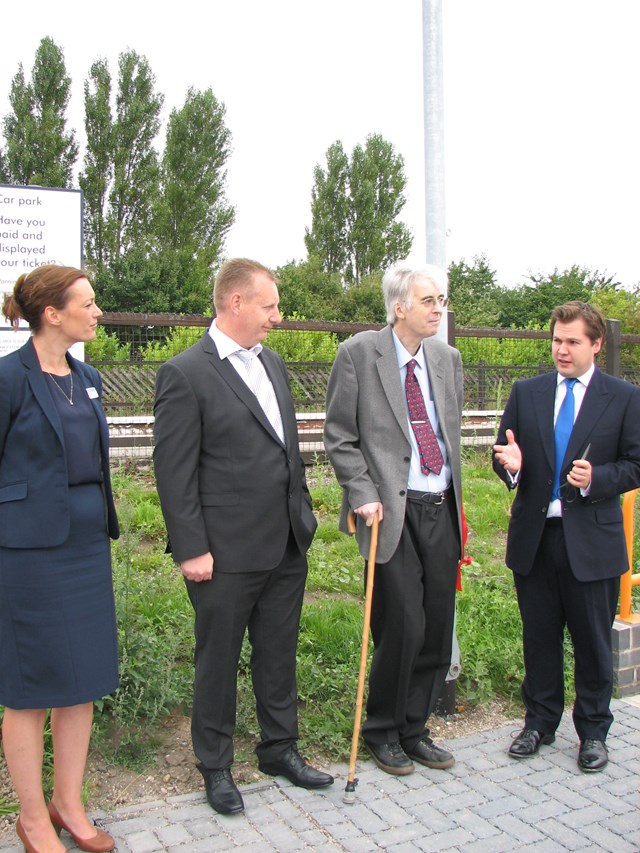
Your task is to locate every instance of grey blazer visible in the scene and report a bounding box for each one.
[324,325,463,564]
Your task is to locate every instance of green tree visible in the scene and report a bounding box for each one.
[347,135,412,283]
[276,258,343,320]
[305,134,412,284]
[448,255,503,327]
[81,50,163,269]
[2,37,78,187]
[0,148,8,183]
[107,50,163,262]
[80,50,164,309]
[498,266,614,328]
[304,142,349,274]
[339,273,386,323]
[80,59,114,267]
[158,87,234,264]
[142,86,235,314]
[592,284,640,334]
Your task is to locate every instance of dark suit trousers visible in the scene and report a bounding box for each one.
[185,533,308,770]
[363,496,459,751]
[514,521,620,741]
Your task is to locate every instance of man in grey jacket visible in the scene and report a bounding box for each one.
[324,264,463,776]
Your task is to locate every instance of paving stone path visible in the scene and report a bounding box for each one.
[3,698,639,852]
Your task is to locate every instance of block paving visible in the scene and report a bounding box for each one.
[2,698,639,852]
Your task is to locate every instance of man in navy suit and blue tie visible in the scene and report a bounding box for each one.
[493,301,640,772]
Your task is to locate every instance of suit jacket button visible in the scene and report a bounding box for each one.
[399,490,406,496]
[403,456,410,463]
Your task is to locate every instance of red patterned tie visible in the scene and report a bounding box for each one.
[405,359,444,475]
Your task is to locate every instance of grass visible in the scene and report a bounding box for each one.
[100,452,534,766]
[3,451,637,811]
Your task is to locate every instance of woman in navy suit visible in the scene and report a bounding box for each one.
[0,265,118,853]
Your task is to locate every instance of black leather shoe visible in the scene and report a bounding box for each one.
[365,741,414,776]
[258,744,334,788]
[405,735,455,769]
[199,767,244,814]
[508,728,555,759]
[578,739,608,773]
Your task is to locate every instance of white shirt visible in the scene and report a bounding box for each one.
[546,364,594,517]
[208,319,265,382]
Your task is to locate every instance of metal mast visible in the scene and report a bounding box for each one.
[422,0,446,271]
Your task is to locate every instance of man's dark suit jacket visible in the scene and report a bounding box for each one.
[153,333,316,572]
[493,367,640,581]
[0,338,119,548]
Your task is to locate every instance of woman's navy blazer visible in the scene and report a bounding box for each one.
[0,338,119,548]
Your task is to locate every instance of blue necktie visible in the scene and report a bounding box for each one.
[552,378,577,500]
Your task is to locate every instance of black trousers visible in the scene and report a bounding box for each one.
[513,521,620,742]
[362,495,459,750]
[185,532,308,770]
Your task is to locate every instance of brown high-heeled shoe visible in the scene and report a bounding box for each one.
[15,816,69,853]
[47,802,115,853]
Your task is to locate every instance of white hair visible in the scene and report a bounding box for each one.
[382,264,448,325]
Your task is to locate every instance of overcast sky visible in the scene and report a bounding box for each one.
[2,0,639,289]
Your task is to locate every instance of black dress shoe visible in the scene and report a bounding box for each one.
[508,728,555,759]
[404,735,455,769]
[258,744,334,788]
[365,741,414,776]
[200,767,244,814]
[578,739,608,773]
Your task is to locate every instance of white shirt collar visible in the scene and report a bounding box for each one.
[391,329,427,371]
[555,363,595,389]
[209,319,263,360]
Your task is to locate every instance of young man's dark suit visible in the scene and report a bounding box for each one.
[494,367,640,744]
[153,332,317,773]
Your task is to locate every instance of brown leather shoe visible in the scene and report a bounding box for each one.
[47,802,114,852]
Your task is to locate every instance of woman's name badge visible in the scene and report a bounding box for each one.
[86,387,99,399]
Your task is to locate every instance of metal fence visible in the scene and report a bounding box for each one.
[93,312,640,419]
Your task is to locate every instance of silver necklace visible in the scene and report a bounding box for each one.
[47,371,74,405]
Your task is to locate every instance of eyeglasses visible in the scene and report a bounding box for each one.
[423,296,449,308]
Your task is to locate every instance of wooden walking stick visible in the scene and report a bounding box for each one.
[343,510,379,804]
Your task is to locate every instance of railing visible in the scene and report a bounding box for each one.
[617,489,640,623]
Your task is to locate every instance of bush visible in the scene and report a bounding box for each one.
[139,327,203,361]
[266,325,340,362]
[85,326,132,363]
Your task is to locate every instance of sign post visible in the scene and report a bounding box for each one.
[0,184,83,356]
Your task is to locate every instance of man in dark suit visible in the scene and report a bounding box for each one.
[493,301,640,772]
[153,258,333,815]
[324,265,463,776]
